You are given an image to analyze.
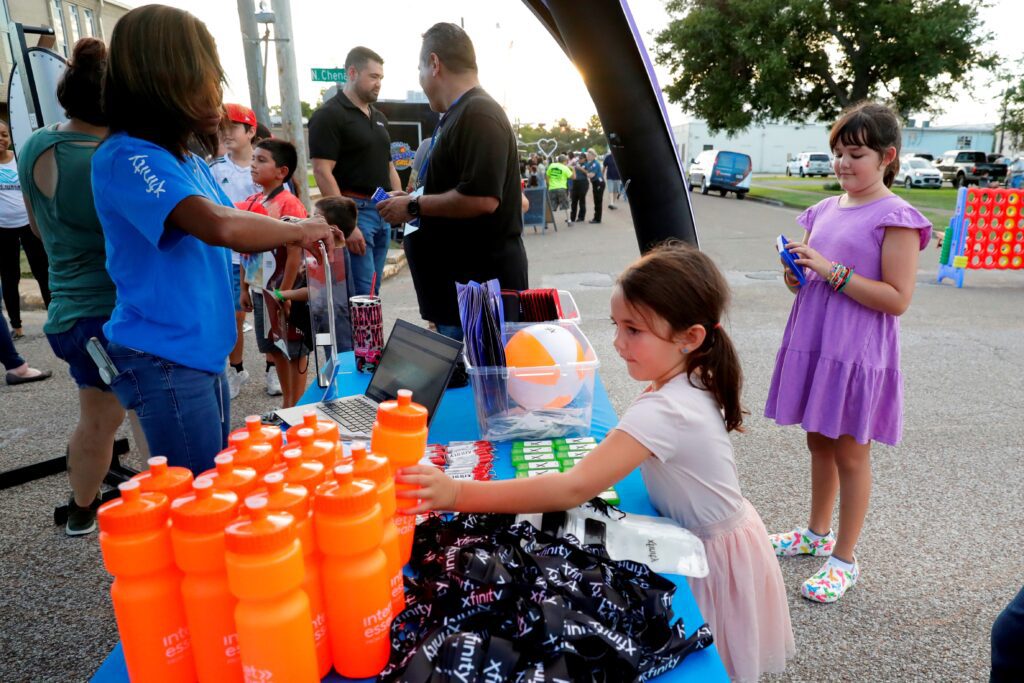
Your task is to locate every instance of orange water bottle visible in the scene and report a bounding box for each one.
[370,389,428,564]
[314,463,392,678]
[97,480,196,682]
[229,415,284,453]
[294,427,336,470]
[253,472,332,677]
[225,497,319,683]
[199,453,259,498]
[350,441,404,616]
[224,434,277,474]
[169,478,242,682]
[285,410,339,445]
[131,456,194,501]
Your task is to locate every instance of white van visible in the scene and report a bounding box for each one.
[786,152,832,177]
[687,150,752,199]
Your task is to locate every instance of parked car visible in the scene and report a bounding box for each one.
[935,150,1008,188]
[911,152,934,162]
[687,150,752,199]
[785,152,832,177]
[894,157,942,189]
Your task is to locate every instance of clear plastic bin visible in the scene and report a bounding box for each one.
[465,321,600,441]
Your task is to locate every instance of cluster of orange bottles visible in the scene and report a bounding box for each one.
[98,397,431,681]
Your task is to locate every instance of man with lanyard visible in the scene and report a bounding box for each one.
[309,46,401,296]
[378,22,528,341]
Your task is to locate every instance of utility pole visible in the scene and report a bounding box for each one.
[270,0,310,211]
[236,0,270,126]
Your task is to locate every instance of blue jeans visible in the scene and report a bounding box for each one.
[992,585,1024,681]
[435,324,464,342]
[0,287,24,370]
[106,342,229,474]
[349,199,390,296]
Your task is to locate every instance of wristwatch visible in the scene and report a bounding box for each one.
[408,196,420,218]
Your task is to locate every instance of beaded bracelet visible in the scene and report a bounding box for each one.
[828,262,854,293]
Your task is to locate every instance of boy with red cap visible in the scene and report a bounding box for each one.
[210,103,273,399]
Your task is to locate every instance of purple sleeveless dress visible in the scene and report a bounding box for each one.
[765,194,931,446]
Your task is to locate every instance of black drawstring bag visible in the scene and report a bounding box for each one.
[380,512,714,682]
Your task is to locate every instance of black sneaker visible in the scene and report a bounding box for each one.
[65,495,101,537]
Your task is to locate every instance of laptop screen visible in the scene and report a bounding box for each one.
[364,320,463,421]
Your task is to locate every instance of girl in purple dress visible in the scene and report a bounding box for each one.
[765,102,932,603]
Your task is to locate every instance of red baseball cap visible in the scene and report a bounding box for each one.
[225,103,257,128]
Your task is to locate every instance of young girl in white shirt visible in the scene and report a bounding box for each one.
[397,242,793,682]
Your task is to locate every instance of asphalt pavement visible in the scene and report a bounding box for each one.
[1,192,1021,681]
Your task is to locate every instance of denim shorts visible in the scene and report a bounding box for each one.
[46,316,112,391]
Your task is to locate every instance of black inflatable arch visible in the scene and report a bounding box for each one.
[523,0,700,253]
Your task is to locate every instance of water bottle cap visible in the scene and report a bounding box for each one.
[169,478,239,533]
[230,441,275,471]
[352,448,389,486]
[245,415,263,433]
[225,498,296,554]
[97,480,170,534]
[280,454,326,488]
[298,428,314,444]
[350,441,368,461]
[255,472,310,518]
[199,456,258,497]
[130,456,193,500]
[314,470,376,514]
[374,389,428,431]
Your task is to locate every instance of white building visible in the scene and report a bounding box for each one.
[672,120,999,173]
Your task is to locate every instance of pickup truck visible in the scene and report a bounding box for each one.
[935,150,1008,188]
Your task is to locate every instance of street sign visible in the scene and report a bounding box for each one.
[311,67,347,83]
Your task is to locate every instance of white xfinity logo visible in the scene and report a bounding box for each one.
[128,154,166,197]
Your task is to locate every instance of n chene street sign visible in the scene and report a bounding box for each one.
[311,67,347,83]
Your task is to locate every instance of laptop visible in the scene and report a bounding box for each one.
[275,319,464,438]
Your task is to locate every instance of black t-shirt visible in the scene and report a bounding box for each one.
[308,92,392,195]
[404,88,528,326]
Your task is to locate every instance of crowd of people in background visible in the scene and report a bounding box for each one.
[519,147,626,225]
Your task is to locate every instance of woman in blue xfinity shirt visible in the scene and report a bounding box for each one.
[92,5,338,473]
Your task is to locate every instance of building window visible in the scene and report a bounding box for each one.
[50,0,68,56]
[82,8,97,37]
[68,4,81,46]
[956,135,973,149]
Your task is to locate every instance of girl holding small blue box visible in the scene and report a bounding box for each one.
[765,102,932,603]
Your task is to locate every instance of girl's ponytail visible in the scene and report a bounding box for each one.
[688,325,744,433]
[617,241,746,432]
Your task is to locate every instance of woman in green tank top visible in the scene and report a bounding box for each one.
[17,38,140,536]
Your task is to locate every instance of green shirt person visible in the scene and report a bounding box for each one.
[545,161,572,191]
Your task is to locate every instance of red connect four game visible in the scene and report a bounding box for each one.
[937,187,1024,288]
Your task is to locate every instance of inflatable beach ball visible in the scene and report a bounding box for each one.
[505,324,586,410]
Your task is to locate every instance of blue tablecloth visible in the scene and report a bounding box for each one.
[93,355,728,682]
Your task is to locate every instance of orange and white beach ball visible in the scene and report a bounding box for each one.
[504,324,585,410]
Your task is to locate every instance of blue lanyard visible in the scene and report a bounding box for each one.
[417,90,471,188]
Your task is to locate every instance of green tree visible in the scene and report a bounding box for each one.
[515,116,607,156]
[654,0,997,134]
[999,60,1024,152]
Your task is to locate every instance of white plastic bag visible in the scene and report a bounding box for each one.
[518,501,708,578]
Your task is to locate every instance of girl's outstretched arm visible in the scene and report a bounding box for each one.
[788,226,922,316]
[394,429,651,515]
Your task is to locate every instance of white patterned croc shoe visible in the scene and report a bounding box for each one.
[769,527,835,557]
[800,557,859,603]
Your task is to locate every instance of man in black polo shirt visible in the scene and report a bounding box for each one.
[309,46,401,296]
[377,23,528,340]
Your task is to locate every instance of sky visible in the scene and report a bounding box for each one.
[147,0,1022,130]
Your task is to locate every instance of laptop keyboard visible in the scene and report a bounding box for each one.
[319,397,378,434]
